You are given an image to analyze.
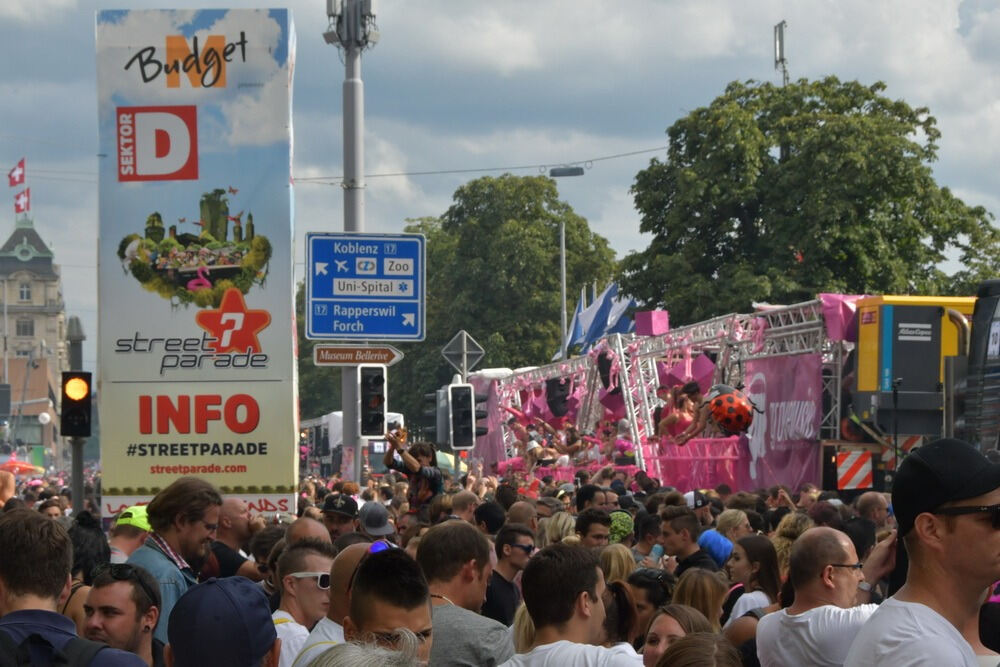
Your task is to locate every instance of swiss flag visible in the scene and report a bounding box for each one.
[13,189,29,214]
[7,159,24,187]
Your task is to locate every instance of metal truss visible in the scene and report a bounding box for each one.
[493,299,853,468]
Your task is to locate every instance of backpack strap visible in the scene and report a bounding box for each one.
[57,636,108,666]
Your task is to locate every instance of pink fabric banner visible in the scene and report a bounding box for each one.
[743,353,823,490]
[819,293,866,342]
[645,437,752,492]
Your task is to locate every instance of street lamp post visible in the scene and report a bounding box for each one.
[549,166,584,359]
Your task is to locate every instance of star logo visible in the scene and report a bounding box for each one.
[195,288,271,354]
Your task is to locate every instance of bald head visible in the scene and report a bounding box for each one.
[856,491,889,528]
[328,542,369,623]
[788,526,851,590]
[507,501,538,529]
[451,491,479,522]
[287,517,332,545]
[0,472,13,504]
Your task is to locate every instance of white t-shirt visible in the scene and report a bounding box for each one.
[756,604,877,667]
[724,590,771,629]
[844,597,978,667]
[291,616,345,667]
[500,640,642,666]
[272,611,309,667]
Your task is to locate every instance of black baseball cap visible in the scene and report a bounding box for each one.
[893,438,1000,536]
[321,493,358,519]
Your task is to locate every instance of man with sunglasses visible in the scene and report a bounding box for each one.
[84,564,163,666]
[272,539,335,667]
[846,438,1000,667]
[483,523,535,626]
[756,526,896,667]
[0,510,145,665]
[292,541,383,667]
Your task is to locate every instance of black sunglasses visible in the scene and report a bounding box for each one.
[932,504,1000,529]
[92,563,159,608]
[510,543,535,555]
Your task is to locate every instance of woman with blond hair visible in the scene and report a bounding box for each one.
[511,602,535,653]
[601,543,638,585]
[545,510,575,545]
[672,569,728,632]
[769,512,814,578]
[715,509,752,544]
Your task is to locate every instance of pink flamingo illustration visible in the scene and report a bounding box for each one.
[186,266,212,291]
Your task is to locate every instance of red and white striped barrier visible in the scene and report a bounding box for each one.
[881,436,923,471]
[837,450,873,490]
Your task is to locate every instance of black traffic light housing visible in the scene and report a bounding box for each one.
[60,372,92,437]
[422,388,448,446]
[448,383,475,450]
[474,390,489,439]
[358,365,387,437]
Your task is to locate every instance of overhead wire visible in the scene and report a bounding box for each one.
[1,143,669,186]
[295,145,668,185]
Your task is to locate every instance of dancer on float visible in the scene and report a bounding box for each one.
[674,382,756,446]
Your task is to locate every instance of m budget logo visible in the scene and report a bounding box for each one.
[124,32,249,88]
[117,106,198,182]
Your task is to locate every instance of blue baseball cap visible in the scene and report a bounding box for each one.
[167,577,276,666]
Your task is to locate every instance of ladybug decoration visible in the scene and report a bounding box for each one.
[705,384,756,435]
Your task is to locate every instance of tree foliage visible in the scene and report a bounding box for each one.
[387,174,617,431]
[619,77,1000,325]
[296,282,342,420]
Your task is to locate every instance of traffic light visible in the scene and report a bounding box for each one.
[474,390,489,439]
[60,372,92,437]
[358,365,387,437]
[422,387,448,446]
[449,383,475,450]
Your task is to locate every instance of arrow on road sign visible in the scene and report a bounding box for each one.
[315,262,328,276]
[403,313,415,327]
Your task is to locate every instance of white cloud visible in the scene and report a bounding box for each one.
[95,9,291,150]
[0,0,76,23]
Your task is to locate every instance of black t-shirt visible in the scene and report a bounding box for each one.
[210,541,247,578]
[152,638,167,667]
[675,548,720,579]
[481,570,520,626]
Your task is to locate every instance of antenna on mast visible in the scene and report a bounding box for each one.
[774,20,789,86]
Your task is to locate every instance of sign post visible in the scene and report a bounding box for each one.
[442,330,485,382]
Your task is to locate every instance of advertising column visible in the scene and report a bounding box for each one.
[96,9,297,515]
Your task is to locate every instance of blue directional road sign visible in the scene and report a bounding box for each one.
[305,232,426,341]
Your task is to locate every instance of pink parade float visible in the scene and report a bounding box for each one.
[467,297,872,492]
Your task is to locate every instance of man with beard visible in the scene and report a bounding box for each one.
[84,564,164,666]
[128,476,222,644]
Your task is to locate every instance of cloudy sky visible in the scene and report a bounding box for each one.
[1,0,998,373]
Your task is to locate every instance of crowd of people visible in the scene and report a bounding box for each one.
[1,436,999,666]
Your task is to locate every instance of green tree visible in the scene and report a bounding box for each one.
[387,174,617,434]
[296,282,342,419]
[620,77,1000,324]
